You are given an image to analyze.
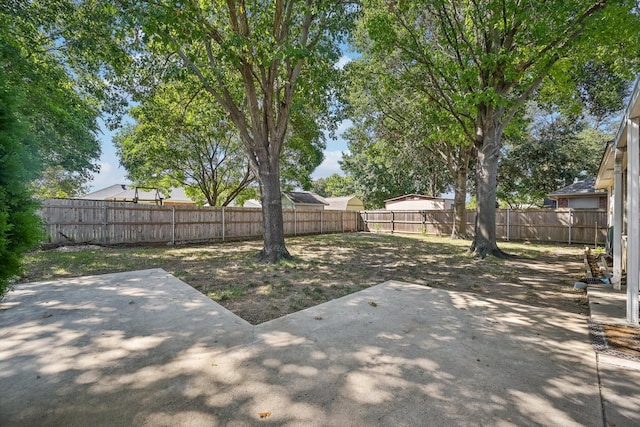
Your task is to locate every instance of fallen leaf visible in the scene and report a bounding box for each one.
[368,301,378,307]
[259,411,271,419]
[314,316,323,320]
[211,361,217,367]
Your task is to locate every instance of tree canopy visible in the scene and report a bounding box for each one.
[114,81,255,207]
[343,39,473,229]
[498,64,629,208]
[357,0,640,257]
[2,1,101,198]
[498,112,611,208]
[0,0,103,291]
[74,0,354,262]
[0,74,43,294]
[115,79,326,206]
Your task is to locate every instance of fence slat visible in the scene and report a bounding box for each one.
[40,200,606,246]
[39,199,362,245]
[360,208,607,245]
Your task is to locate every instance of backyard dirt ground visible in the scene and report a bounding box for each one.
[20,233,591,325]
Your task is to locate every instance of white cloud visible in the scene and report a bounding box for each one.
[87,161,129,193]
[336,118,353,136]
[98,161,114,174]
[334,55,352,70]
[312,150,349,179]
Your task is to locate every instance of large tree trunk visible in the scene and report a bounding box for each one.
[470,114,508,258]
[451,146,473,239]
[257,167,291,263]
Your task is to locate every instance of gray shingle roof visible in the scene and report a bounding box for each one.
[284,191,328,205]
[165,187,193,203]
[80,184,129,200]
[549,177,604,197]
[81,184,194,203]
[384,194,442,203]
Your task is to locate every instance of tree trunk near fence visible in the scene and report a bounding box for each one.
[257,169,291,263]
[451,177,467,239]
[451,146,472,239]
[470,121,508,259]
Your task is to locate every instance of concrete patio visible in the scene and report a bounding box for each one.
[0,268,635,426]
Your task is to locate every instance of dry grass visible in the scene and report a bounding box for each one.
[21,233,588,324]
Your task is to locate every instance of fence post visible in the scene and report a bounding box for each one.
[38,202,610,246]
[391,211,395,234]
[102,205,107,244]
[294,209,297,236]
[568,208,573,245]
[221,207,225,242]
[171,207,176,245]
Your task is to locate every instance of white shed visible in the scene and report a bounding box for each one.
[384,194,454,211]
[324,196,365,211]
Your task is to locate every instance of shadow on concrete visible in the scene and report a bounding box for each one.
[1,269,601,426]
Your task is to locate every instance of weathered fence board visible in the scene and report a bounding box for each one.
[40,199,360,245]
[40,199,607,246]
[361,208,608,245]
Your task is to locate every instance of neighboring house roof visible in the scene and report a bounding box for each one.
[81,184,194,204]
[284,191,328,206]
[233,192,329,208]
[548,177,606,199]
[163,187,194,204]
[324,196,364,210]
[241,199,262,208]
[385,194,443,203]
[80,184,131,200]
[81,184,161,202]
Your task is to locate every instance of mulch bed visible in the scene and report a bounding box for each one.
[584,250,639,360]
[602,324,640,359]
[590,321,640,361]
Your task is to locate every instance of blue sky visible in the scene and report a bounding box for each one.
[86,56,354,193]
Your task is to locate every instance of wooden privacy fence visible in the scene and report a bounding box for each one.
[40,199,361,246]
[40,199,608,247]
[361,208,609,245]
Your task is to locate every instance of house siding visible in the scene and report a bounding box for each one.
[556,197,607,210]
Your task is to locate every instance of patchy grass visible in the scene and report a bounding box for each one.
[207,286,246,302]
[21,233,587,324]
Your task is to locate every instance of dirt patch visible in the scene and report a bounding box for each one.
[22,233,588,325]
